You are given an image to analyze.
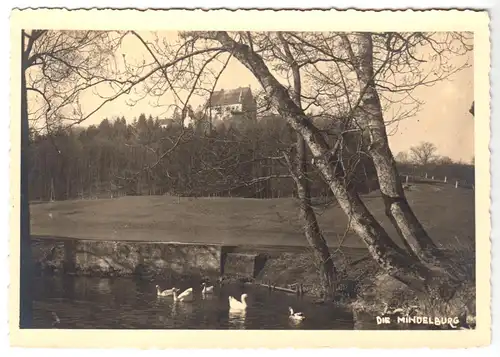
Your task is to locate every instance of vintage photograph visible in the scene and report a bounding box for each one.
[10,9,490,348]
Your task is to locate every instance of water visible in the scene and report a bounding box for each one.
[32,276,356,329]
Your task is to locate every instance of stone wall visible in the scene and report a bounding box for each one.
[32,237,222,280]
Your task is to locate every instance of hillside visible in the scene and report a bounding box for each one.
[29,182,475,249]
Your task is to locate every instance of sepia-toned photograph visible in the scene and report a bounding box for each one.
[9,9,490,349]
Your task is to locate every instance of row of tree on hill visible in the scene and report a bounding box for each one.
[29,110,474,202]
[28,112,379,201]
[394,142,475,186]
[395,141,473,166]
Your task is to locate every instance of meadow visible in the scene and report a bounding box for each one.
[30,181,475,251]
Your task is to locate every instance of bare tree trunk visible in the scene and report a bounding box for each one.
[20,30,33,327]
[205,31,456,297]
[342,33,445,265]
[278,33,337,300]
[66,166,71,199]
[50,177,55,201]
[292,136,338,300]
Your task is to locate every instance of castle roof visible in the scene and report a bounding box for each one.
[208,87,253,107]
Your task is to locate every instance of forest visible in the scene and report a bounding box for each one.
[28,111,474,202]
[28,110,380,201]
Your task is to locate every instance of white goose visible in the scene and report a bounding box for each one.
[201,282,214,294]
[156,284,176,297]
[229,293,248,311]
[173,287,194,302]
[288,307,305,321]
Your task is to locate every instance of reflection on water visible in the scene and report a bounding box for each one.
[228,310,247,329]
[32,276,356,330]
[171,300,195,318]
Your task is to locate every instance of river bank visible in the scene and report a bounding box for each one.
[30,234,476,330]
[253,247,476,331]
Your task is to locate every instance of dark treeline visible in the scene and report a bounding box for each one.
[28,113,377,202]
[28,111,473,202]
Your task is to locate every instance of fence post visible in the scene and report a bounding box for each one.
[431,176,434,180]
[405,175,409,184]
[455,181,458,188]
[425,173,428,179]
[444,176,447,183]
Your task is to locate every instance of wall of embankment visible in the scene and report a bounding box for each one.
[31,236,273,280]
[31,236,224,280]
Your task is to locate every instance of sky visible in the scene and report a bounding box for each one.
[386,64,474,162]
[46,31,475,163]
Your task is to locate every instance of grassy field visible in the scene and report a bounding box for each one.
[30,182,475,250]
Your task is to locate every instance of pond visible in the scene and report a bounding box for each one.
[32,276,361,330]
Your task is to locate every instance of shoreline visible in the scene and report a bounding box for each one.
[30,235,476,330]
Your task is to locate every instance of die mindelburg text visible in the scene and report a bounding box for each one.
[376,315,460,328]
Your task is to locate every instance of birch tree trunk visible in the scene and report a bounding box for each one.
[341,33,445,265]
[279,34,337,300]
[200,31,455,296]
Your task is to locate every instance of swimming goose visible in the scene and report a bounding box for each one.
[229,293,248,311]
[202,282,214,294]
[288,307,305,321]
[156,284,176,297]
[173,287,194,302]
